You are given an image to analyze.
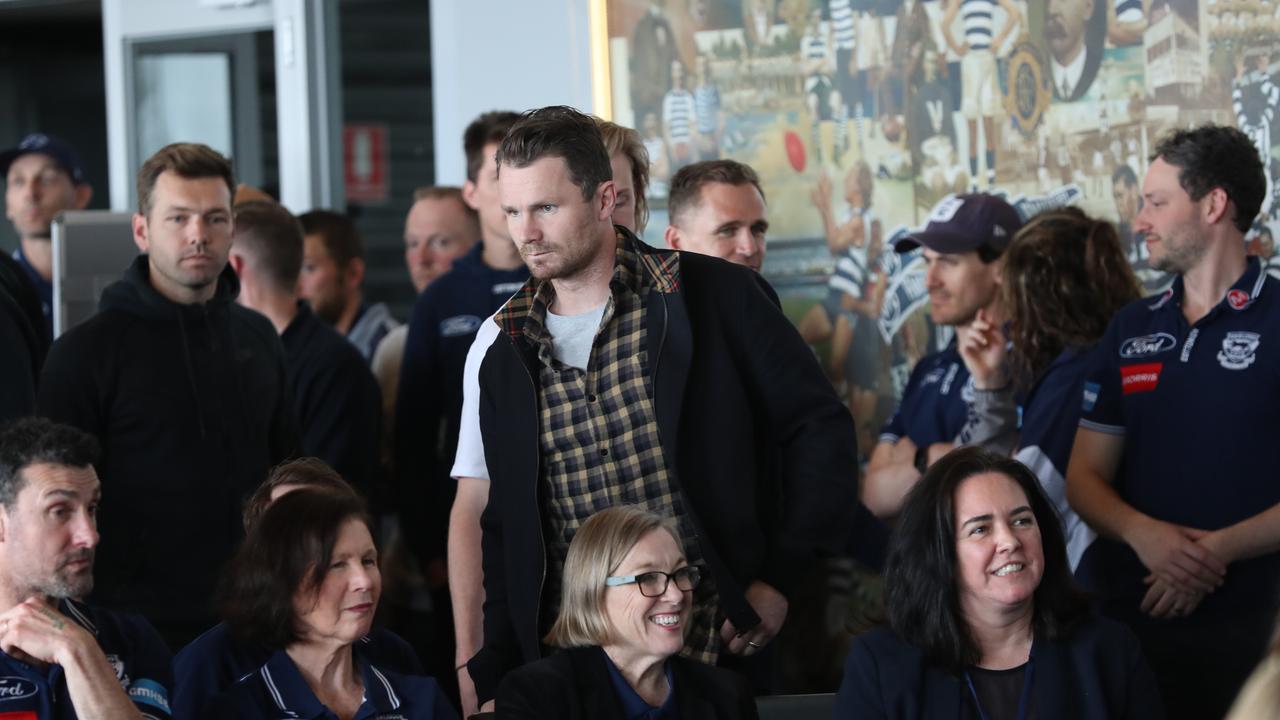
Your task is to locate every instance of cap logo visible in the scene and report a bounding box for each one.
[992,225,1007,238]
[927,196,964,224]
[18,134,49,151]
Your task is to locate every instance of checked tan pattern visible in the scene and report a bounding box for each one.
[499,229,720,663]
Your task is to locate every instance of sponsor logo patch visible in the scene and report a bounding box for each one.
[1120,362,1162,394]
[1228,289,1250,310]
[1082,381,1100,411]
[0,678,36,702]
[0,712,38,719]
[127,678,171,714]
[1217,331,1260,370]
[439,314,482,338]
[1119,332,1177,358]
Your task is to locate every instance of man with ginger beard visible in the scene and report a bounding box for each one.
[0,417,174,719]
[462,105,857,708]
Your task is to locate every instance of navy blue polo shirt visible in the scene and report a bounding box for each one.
[202,648,456,720]
[879,342,973,447]
[601,647,679,720]
[1012,346,1095,569]
[0,598,173,719]
[1076,258,1280,623]
[172,623,422,720]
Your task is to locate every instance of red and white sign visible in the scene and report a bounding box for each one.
[344,124,389,204]
[1121,362,1163,395]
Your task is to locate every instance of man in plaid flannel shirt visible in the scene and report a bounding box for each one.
[463,106,859,706]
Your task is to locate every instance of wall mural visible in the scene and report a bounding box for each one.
[606,0,1280,457]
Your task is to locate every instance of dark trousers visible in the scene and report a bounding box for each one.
[1135,611,1272,720]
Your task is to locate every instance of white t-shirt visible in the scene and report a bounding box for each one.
[450,314,500,481]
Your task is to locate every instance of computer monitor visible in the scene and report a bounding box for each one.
[51,210,137,338]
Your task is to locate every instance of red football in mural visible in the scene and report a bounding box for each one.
[784,131,806,173]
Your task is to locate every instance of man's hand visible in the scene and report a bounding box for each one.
[719,581,788,657]
[457,665,479,718]
[1125,517,1227,594]
[956,309,1009,390]
[889,436,918,466]
[0,598,85,667]
[1140,576,1206,619]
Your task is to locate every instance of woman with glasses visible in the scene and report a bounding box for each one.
[495,505,759,719]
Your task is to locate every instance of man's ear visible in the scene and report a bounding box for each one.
[597,181,617,222]
[988,256,1005,285]
[345,257,366,291]
[461,180,480,211]
[228,251,247,277]
[74,184,93,210]
[131,213,149,253]
[1203,187,1232,227]
[664,224,683,251]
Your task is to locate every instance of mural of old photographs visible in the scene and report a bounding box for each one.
[608,0,1280,458]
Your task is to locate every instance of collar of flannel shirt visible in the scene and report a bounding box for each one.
[495,225,681,348]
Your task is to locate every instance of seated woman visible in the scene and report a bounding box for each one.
[496,505,758,719]
[835,446,1163,719]
[173,459,422,719]
[954,207,1141,569]
[202,488,456,719]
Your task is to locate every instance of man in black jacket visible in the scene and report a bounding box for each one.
[229,201,380,497]
[36,143,296,648]
[466,106,859,705]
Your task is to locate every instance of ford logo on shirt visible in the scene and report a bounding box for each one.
[0,676,37,701]
[1119,332,1177,358]
[440,315,482,338]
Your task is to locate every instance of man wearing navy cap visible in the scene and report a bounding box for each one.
[2,134,94,336]
[861,193,1020,518]
[1068,125,1280,720]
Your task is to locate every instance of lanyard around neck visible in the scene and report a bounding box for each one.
[964,657,1034,720]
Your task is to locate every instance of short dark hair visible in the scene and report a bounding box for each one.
[464,111,521,183]
[220,488,373,650]
[242,457,355,531]
[136,143,235,217]
[496,106,612,204]
[1153,125,1265,233]
[668,160,766,226]
[234,201,305,291]
[297,209,363,269]
[0,417,98,507]
[884,446,1089,671]
[1111,164,1138,189]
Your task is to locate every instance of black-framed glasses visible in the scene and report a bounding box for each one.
[604,565,702,597]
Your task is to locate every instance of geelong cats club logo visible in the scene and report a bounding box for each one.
[1217,332,1260,370]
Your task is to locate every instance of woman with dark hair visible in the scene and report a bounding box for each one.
[174,460,422,719]
[835,446,1162,718]
[200,490,455,719]
[954,207,1141,569]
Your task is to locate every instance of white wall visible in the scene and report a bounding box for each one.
[102,0,273,210]
[429,0,594,184]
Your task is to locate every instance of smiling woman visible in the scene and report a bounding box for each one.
[495,506,759,720]
[834,446,1165,719]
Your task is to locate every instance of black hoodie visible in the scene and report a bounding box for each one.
[37,255,297,645]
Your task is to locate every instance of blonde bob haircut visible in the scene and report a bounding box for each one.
[545,506,682,649]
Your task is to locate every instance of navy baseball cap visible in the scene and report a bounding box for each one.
[0,133,87,185]
[895,193,1021,254]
